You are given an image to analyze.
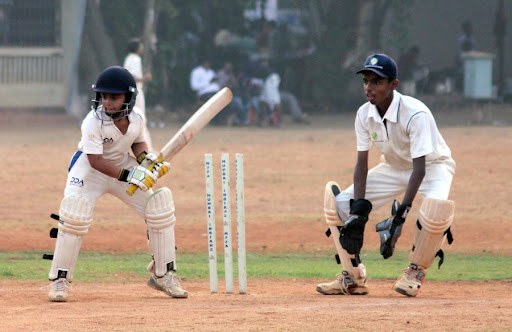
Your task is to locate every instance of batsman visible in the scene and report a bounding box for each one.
[45,66,230,302]
[317,54,456,297]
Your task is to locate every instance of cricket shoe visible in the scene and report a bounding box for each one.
[148,271,189,298]
[393,263,427,297]
[48,278,71,302]
[316,271,369,295]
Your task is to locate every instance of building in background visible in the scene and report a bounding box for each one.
[0,0,85,112]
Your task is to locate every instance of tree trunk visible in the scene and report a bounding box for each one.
[142,0,158,94]
[341,0,391,69]
[78,0,118,94]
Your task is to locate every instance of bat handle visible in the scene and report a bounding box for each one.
[126,183,139,196]
[125,159,158,196]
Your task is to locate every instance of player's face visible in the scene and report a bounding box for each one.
[362,72,398,111]
[101,93,126,119]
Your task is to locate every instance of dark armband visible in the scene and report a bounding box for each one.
[118,168,130,181]
[136,151,148,164]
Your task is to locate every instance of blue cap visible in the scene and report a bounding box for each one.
[356,54,397,80]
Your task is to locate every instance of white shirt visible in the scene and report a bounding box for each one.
[190,65,218,96]
[123,53,144,91]
[260,73,281,109]
[355,90,452,169]
[78,107,146,166]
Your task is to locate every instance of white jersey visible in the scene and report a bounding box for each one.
[78,107,146,167]
[123,53,144,92]
[355,90,452,169]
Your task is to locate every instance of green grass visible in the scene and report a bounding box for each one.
[1,250,511,283]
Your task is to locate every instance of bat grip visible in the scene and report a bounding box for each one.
[126,160,158,196]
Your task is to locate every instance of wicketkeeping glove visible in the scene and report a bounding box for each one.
[339,198,372,255]
[375,200,411,259]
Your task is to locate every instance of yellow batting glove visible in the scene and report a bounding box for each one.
[119,166,157,192]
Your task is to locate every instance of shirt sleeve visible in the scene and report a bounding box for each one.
[355,112,371,151]
[408,112,433,159]
[80,117,104,155]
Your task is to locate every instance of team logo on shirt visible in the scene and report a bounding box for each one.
[372,132,378,140]
[70,177,84,187]
[103,137,114,144]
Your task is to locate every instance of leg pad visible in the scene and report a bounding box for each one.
[410,198,455,269]
[145,187,177,277]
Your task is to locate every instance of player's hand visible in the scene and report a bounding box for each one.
[339,198,372,255]
[376,201,411,259]
[144,152,170,178]
[118,165,157,192]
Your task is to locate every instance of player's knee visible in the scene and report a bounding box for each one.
[145,187,176,229]
[58,195,94,235]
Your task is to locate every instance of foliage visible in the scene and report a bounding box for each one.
[94,0,415,111]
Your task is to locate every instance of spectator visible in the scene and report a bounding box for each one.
[190,59,234,125]
[457,20,477,63]
[238,67,264,126]
[247,59,282,127]
[123,38,155,150]
[216,61,249,126]
[243,58,309,126]
[455,21,477,92]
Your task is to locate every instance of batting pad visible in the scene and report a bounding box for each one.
[410,198,455,269]
[49,195,93,281]
[145,187,176,277]
[324,181,366,280]
[324,181,343,227]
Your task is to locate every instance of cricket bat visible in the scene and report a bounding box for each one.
[126,87,233,196]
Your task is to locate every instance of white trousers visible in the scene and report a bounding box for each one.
[64,151,153,217]
[336,158,456,222]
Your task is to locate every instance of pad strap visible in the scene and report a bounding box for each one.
[48,196,94,282]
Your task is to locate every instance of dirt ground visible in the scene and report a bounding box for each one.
[1,102,512,331]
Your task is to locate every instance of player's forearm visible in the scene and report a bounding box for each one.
[87,154,124,179]
[132,142,150,157]
[353,151,369,199]
[403,157,426,204]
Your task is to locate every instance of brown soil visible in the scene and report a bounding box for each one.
[1,105,512,331]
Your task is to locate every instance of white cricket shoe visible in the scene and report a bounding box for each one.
[316,271,369,295]
[48,278,70,302]
[148,271,189,298]
[393,263,427,297]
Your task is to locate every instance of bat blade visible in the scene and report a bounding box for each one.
[160,87,233,161]
[126,87,233,196]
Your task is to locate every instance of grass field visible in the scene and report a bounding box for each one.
[2,250,512,282]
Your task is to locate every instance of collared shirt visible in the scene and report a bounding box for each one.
[355,90,452,169]
[78,107,146,166]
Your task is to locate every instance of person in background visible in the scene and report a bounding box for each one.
[123,38,155,149]
[216,61,249,126]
